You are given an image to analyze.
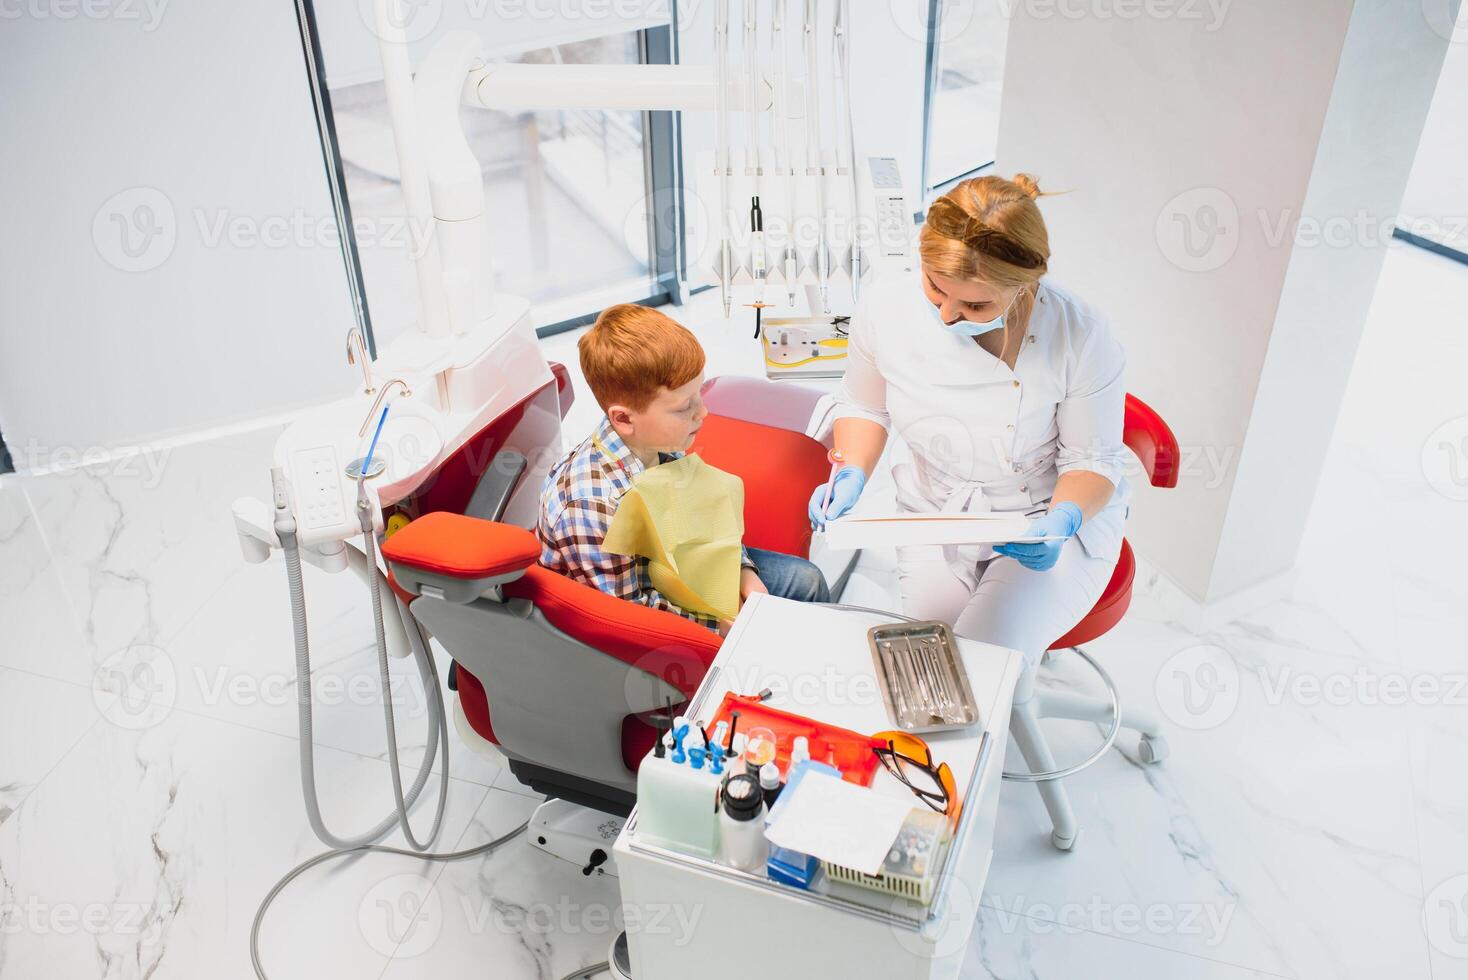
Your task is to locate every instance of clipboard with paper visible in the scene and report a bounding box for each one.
[819,510,1066,551]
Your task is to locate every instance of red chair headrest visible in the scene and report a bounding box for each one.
[381,512,540,581]
[690,414,831,560]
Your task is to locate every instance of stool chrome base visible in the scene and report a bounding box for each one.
[1003,645,1168,851]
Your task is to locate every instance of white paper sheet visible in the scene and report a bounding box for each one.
[820,510,1065,551]
[762,771,915,876]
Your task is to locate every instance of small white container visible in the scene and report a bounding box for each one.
[718,773,768,872]
[635,756,721,859]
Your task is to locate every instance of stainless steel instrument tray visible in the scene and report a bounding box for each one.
[868,621,980,733]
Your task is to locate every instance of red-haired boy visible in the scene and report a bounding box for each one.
[539,304,829,632]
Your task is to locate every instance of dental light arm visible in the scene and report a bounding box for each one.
[372,0,450,340]
[464,62,725,111]
[413,30,497,336]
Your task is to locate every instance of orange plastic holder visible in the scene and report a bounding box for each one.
[705,692,886,786]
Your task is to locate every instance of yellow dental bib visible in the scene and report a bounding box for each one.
[599,446,746,623]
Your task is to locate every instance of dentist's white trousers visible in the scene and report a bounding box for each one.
[896,537,1118,848]
[896,537,1116,670]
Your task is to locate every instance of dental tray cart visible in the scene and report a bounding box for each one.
[614,595,1024,980]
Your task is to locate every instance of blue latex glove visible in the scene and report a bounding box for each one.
[808,465,867,529]
[993,502,1083,572]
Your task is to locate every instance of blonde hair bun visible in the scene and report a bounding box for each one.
[1011,173,1043,200]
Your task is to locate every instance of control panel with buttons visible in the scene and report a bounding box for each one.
[867,157,911,259]
[291,445,348,532]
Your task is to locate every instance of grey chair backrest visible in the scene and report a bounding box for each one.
[410,592,687,795]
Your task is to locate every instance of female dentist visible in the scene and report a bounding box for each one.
[809,174,1130,845]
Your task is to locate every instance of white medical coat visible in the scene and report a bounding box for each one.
[832,270,1131,591]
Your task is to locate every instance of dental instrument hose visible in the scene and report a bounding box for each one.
[272,466,444,849]
[356,477,448,850]
[255,472,607,980]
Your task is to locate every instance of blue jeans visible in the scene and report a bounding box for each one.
[746,547,830,604]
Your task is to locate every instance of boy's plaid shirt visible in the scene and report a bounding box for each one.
[538,416,735,632]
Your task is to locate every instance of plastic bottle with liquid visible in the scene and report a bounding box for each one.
[718,773,769,872]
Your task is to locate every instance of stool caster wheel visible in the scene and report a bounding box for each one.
[1051,828,1079,852]
[1138,735,1170,764]
[607,930,632,979]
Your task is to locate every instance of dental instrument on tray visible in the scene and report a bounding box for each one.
[868,621,980,733]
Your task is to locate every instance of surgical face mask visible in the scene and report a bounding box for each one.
[928,288,1019,338]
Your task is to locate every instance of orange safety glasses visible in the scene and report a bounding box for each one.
[872,730,961,828]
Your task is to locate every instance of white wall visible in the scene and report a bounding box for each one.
[1399,31,1468,251]
[0,3,360,466]
[1211,0,1456,599]
[996,0,1455,606]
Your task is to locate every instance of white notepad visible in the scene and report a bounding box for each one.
[763,771,915,876]
[820,511,1063,551]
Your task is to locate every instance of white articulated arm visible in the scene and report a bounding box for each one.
[464,63,746,112]
[415,30,497,333]
[372,0,451,340]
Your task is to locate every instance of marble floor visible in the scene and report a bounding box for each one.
[2,243,1467,980]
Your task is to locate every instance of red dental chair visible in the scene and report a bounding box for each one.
[380,372,833,818]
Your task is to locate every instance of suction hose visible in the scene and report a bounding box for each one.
[273,466,447,849]
[252,470,595,979]
[356,479,449,850]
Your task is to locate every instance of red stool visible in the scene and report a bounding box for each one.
[1002,394,1180,851]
